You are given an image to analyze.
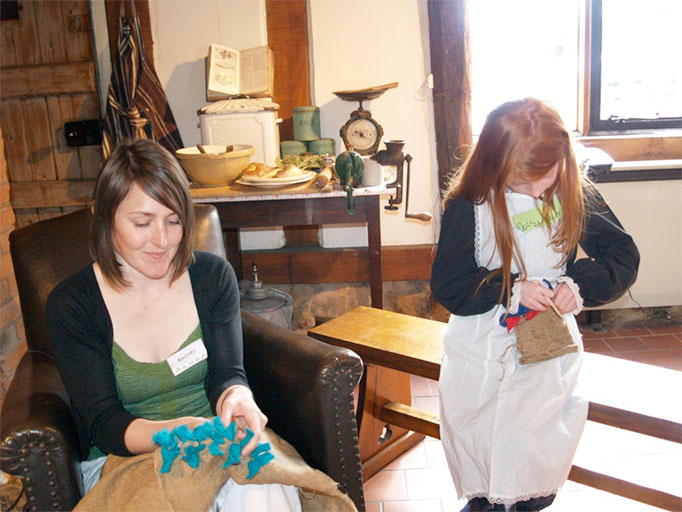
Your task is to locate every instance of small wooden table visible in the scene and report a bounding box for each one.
[191,182,394,308]
[309,306,445,479]
[309,306,682,510]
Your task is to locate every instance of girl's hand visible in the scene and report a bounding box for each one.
[518,280,553,311]
[217,385,267,457]
[552,282,578,314]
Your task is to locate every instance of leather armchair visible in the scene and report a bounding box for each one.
[1,205,365,511]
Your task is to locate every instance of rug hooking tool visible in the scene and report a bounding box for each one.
[532,280,564,322]
[547,298,564,321]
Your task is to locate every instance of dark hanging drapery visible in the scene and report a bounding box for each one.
[102,0,183,158]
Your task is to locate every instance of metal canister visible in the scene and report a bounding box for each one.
[280,140,307,157]
[307,138,336,155]
[239,263,293,329]
[293,106,321,141]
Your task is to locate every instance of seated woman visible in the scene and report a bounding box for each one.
[46,138,301,511]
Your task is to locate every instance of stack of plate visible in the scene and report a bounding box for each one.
[236,170,317,189]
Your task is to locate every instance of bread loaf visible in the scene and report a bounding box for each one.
[241,162,277,179]
[275,164,303,178]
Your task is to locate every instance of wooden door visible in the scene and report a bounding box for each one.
[0,0,102,227]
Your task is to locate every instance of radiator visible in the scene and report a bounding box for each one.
[593,165,682,308]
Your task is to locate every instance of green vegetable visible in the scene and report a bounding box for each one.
[275,154,325,171]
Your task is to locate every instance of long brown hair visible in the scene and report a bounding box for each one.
[444,97,586,305]
[91,138,196,290]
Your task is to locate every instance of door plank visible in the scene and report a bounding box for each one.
[35,0,68,64]
[10,179,95,209]
[0,13,17,67]
[71,93,103,179]
[12,0,41,66]
[0,62,96,99]
[23,97,57,181]
[13,209,40,228]
[61,0,93,62]
[0,100,33,182]
[47,96,81,180]
[37,207,64,221]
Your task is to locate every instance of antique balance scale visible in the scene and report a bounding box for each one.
[333,83,432,222]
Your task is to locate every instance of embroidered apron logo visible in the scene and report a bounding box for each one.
[512,197,562,233]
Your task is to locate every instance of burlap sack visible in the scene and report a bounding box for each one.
[514,309,577,364]
[0,471,27,511]
[76,428,357,512]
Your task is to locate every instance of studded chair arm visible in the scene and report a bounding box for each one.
[1,351,82,511]
[240,310,366,511]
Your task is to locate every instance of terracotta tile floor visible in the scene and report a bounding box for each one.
[362,316,682,511]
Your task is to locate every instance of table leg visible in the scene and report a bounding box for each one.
[357,365,424,480]
[366,195,383,309]
[224,228,242,279]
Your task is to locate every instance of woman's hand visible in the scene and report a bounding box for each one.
[518,280,554,311]
[217,385,267,457]
[552,282,578,314]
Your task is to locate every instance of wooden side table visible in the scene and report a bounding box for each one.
[191,182,394,308]
[309,306,445,479]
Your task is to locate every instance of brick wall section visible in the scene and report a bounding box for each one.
[0,120,26,412]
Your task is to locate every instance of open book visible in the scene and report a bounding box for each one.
[205,44,274,101]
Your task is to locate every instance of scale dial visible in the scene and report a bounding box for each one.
[340,109,384,156]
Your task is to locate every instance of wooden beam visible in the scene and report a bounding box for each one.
[10,180,95,209]
[265,0,311,142]
[428,0,472,193]
[382,245,433,281]
[569,466,682,511]
[105,1,154,67]
[265,0,316,247]
[361,430,425,482]
[0,62,96,99]
[578,134,682,162]
[242,244,434,284]
[291,249,370,283]
[588,402,682,444]
[379,401,440,440]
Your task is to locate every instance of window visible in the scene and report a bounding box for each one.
[469,0,580,134]
[469,0,682,135]
[591,0,682,130]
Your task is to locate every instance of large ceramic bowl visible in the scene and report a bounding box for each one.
[175,144,254,186]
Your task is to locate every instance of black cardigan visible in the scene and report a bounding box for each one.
[46,251,248,457]
[431,190,640,316]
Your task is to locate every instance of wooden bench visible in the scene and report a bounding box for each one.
[309,306,682,511]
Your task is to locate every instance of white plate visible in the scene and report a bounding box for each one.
[239,170,316,184]
[235,172,316,188]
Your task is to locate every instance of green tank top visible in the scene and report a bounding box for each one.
[88,324,212,460]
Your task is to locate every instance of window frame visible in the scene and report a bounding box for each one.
[588,0,682,132]
[429,0,681,191]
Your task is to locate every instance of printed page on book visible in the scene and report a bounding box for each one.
[239,46,274,97]
[206,43,240,98]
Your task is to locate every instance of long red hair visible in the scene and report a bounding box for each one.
[444,97,587,305]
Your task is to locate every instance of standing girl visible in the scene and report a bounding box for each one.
[431,98,639,511]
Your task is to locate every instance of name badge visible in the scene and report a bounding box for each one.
[167,339,208,376]
[512,197,562,233]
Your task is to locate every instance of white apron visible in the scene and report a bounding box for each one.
[438,191,588,505]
